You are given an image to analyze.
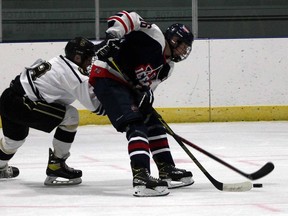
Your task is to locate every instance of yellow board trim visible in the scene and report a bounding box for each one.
[210,106,288,122]
[78,106,288,126]
[1,106,288,128]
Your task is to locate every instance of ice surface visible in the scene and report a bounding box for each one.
[1,121,287,216]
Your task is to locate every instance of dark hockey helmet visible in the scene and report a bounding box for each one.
[65,37,95,63]
[165,23,194,62]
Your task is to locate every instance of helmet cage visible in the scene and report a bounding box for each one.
[165,23,194,62]
[169,37,192,62]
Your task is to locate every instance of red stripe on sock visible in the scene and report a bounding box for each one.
[149,138,169,150]
[128,141,149,152]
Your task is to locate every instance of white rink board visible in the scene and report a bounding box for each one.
[0,38,287,108]
[209,38,288,106]
[154,39,210,107]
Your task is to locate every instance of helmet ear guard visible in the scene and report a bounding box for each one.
[165,23,194,62]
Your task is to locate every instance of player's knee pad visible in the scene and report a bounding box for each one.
[59,105,79,132]
[125,121,148,141]
[0,137,25,154]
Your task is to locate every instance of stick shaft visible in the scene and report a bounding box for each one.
[174,130,274,180]
[154,110,252,191]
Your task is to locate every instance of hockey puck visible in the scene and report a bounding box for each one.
[253,183,263,188]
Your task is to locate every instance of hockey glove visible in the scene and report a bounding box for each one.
[137,87,154,113]
[95,36,122,62]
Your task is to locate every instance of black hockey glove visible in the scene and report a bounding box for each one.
[137,87,154,114]
[95,35,122,62]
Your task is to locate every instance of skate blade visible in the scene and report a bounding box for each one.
[44,176,82,186]
[133,185,169,197]
[165,177,195,189]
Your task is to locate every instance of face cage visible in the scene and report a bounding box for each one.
[87,55,97,75]
[171,45,192,62]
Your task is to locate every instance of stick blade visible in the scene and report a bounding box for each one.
[222,181,253,192]
[249,162,275,180]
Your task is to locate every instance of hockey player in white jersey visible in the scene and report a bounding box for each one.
[90,11,194,196]
[0,37,103,185]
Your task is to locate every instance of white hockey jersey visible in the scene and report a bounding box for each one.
[20,56,100,112]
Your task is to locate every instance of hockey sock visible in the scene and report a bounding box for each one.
[150,137,175,166]
[128,138,150,172]
[53,127,76,159]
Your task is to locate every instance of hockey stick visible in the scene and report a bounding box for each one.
[152,110,253,192]
[107,57,252,191]
[173,133,274,180]
[153,109,274,180]
[154,109,274,180]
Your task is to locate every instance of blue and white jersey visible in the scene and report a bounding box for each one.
[90,10,174,91]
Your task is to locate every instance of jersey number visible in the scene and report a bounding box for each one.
[140,20,152,29]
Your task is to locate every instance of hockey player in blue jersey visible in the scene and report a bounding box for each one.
[90,10,194,197]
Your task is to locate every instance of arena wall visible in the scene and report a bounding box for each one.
[0,38,287,125]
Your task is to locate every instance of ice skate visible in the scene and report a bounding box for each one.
[0,164,19,179]
[44,148,82,186]
[158,163,194,189]
[132,168,169,197]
